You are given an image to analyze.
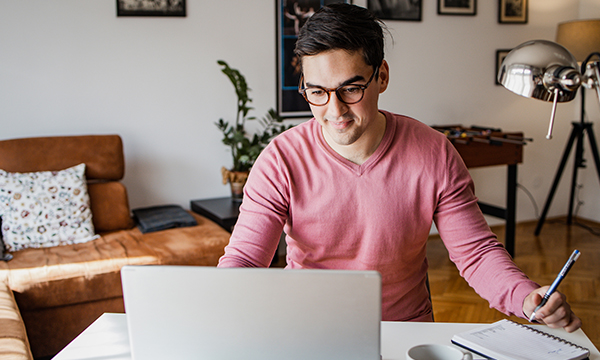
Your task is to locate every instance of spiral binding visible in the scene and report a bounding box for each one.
[507,319,589,352]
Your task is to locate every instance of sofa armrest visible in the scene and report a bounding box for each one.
[0,282,33,360]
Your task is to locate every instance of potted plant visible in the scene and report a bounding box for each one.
[215,60,293,201]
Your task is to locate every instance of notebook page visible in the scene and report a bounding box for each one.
[452,320,589,360]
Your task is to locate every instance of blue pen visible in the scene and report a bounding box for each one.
[529,249,580,322]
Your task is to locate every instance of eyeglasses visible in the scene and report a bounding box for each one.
[298,66,379,106]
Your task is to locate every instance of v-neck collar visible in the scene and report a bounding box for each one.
[315,110,395,176]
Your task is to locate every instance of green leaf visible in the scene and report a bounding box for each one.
[215,61,294,172]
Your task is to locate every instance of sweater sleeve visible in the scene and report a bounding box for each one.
[434,140,539,318]
[218,141,290,268]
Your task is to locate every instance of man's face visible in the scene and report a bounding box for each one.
[301,49,388,148]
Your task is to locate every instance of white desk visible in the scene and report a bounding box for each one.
[53,313,599,360]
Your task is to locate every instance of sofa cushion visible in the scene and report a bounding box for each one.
[0,212,230,311]
[0,281,33,360]
[0,164,98,252]
[0,135,125,181]
[88,182,134,232]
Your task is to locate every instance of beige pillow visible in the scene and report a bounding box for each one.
[0,163,98,252]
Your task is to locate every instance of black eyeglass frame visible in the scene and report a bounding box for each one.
[298,66,380,106]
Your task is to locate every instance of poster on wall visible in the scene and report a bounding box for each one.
[495,49,512,85]
[437,0,476,16]
[116,0,186,16]
[498,0,527,24]
[367,0,422,21]
[276,0,349,118]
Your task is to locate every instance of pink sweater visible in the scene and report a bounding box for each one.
[218,110,538,321]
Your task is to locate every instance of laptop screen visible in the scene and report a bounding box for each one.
[121,266,381,360]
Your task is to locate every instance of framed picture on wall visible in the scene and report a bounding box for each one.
[498,0,527,24]
[116,0,186,17]
[276,0,349,118]
[495,49,512,85]
[437,0,476,16]
[367,0,422,21]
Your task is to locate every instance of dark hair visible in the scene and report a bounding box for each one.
[294,3,386,69]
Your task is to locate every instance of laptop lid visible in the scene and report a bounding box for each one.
[121,265,381,360]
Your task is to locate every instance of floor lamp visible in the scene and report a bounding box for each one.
[535,20,600,235]
[497,19,600,235]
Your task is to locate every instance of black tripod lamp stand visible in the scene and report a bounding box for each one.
[535,20,600,235]
[497,19,600,235]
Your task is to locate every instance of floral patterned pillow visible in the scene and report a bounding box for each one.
[0,163,98,252]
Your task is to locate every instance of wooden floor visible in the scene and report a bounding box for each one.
[427,217,600,348]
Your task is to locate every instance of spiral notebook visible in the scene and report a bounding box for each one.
[451,319,589,360]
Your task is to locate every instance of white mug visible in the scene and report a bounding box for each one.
[406,344,473,360]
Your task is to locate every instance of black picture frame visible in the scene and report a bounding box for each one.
[367,0,422,21]
[117,0,186,17]
[276,0,349,118]
[495,49,512,85]
[438,0,476,16]
[498,0,527,24]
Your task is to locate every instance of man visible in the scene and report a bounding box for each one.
[218,3,581,332]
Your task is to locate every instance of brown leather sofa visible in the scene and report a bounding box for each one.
[0,135,231,359]
[0,281,33,360]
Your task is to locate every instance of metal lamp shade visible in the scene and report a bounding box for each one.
[498,40,579,103]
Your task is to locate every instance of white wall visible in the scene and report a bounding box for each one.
[1,0,599,226]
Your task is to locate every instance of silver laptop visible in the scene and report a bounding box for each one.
[121,265,381,360]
